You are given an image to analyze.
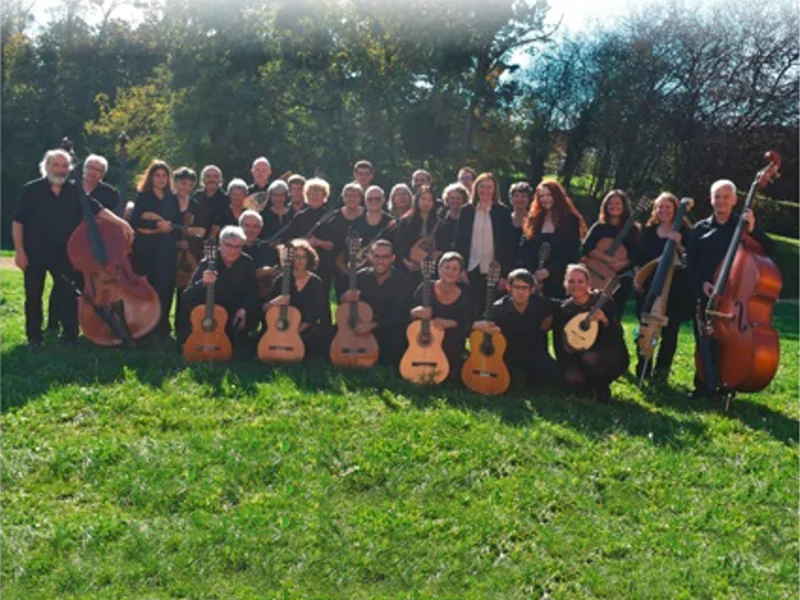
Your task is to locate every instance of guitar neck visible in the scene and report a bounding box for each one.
[712,182,757,299]
[205,255,216,321]
[484,280,496,320]
[280,254,292,320]
[605,213,638,256]
[421,273,433,337]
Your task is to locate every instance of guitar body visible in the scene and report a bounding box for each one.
[409,236,441,266]
[329,301,379,368]
[183,305,233,362]
[258,305,305,362]
[563,312,600,352]
[581,239,628,290]
[399,320,449,384]
[461,330,510,395]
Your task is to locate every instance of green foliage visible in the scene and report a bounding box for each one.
[753,197,799,239]
[2,268,798,598]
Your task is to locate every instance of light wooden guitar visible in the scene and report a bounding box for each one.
[580,197,651,289]
[137,211,205,237]
[330,235,379,367]
[182,240,233,362]
[461,261,510,395]
[257,246,305,362]
[399,256,449,384]
[562,279,621,353]
[409,215,444,267]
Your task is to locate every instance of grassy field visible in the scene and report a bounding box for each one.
[1,268,798,599]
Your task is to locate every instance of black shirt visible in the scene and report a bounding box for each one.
[245,241,279,269]
[267,272,331,327]
[261,207,294,242]
[284,206,335,275]
[356,266,412,331]
[353,211,396,246]
[13,177,102,266]
[453,203,516,276]
[192,188,228,234]
[517,213,582,299]
[435,213,462,253]
[86,181,120,212]
[492,294,558,358]
[412,282,473,356]
[130,190,181,258]
[184,252,260,317]
[686,212,775,299]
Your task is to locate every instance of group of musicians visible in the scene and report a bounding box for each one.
[13,149,777,403]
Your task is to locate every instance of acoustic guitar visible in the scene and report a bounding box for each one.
[562,279,621,353]
[176,211,201,288]
[182,241,233,362]
[580,197,651,289]
[399,256,449,385]
[461,261,510,395]
[257,246,305,362]
[329,235,380,367]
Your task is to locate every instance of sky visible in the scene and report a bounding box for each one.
[27,0,635,33]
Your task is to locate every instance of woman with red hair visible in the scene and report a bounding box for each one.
[517,179,587,299]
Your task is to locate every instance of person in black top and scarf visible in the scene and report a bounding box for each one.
[517,179,586,300]
[633,192,692,382]
[395,185,440,288]
[553,264,629,403]
[265,238,332,360]
[178,226,260,354]
[582,189,639,317]
[130,160,182,338]
[259,180,294,242]
[329,182,365,300]
[435,183,468,255]
[192,165,228,250]
[686,179,776,397]
[453,172,515,318]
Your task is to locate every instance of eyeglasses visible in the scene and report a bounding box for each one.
[510,285,532,291]
[222,242,243,250]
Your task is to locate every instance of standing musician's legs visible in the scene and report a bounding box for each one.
[691,316,719,396]
[654,318,681,377]
[175,287,201,345]
[612,277,633,321]
[52,263,79,342]
[467,268,487,318]
[173,285,186,339]
[149,261,177,337]
[23,265,47,345]
[46,275,60,332]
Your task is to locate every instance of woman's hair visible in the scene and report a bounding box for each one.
[340,181,364,203]
[564,263,590,283]
[219,225,246,245]
[438,251,464,270]
[523,179,587,240]
[137,160,172,193]
[402,185,437,223]
[508,268,535,287]
[645,192,680,227]
[471,172,500,205]
[227,178,248,196]
[173,166,197,183]
[303,177,330,200]
[598,189,632,225]
[508,181,534,207]
[283,238,319,271]
[389,183,413,216]
[239,209,263,228]
[442,182,470,206]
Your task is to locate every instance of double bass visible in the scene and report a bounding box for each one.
[695,151,782,395]
[64,136,161,347]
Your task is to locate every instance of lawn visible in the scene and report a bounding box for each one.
[1,268,797,599]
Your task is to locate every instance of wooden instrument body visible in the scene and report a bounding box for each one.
[563,312,600,352]
[461,329,510,395]
[581,238,627,290]
[183,304,233,362]
[695,236,782,392]
[634,252,678,362]
[258,305,305,363]
[409,236,441,266]
[176,212,199,288]
[334,249,369,274]
[399,319,449,384]
[330,301,379,368]
[67,219,161,346]
[255,267,275,300]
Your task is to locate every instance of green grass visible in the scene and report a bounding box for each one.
[2,269,797,599]
[773,234,799,299]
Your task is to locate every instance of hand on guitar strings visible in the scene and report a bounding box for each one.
[590,310,609,326]
[473,320,500,334]
[202,270,217,285]
[232,309,247,330]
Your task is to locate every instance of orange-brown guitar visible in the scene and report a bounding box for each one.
[183,241,233,362]
[257,246,305,362]
[461,262,510,395]
[399,256,449,384]
[330,235,379,367]
[580,197,651,289]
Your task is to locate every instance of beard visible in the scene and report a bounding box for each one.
[47,173,67,185]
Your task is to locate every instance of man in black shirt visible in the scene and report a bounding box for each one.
[192,165,228,249]
[340,240,412,368]
[13,148,134,348]
[177,226,260,353]
[248,156,272,194]
[686,178,775,396]
[473,268,558,388]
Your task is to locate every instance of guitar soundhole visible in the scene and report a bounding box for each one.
[580,321,590,332]
[276,319,288,332]
[481,342,494,357]
[201,318,216,333]
[417,333,431,347]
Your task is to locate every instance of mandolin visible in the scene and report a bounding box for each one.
[634,197,694,385]
[461,261,510,395]
[399,256,450,385]
[182,240,233,362]
[581,197,651,289]
[136,211,205,237]
[533,241,551,296]
[257,245,305,362]
[409,215,445,267]
[562,279,621,353]
[334,218,398,274]
[329,235,380,367]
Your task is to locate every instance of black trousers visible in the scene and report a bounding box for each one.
[506,349,558,388]
[134,246,177,337]
[468,268,488,319]
[560,347,629,395]
[375,326,408,369]
[24,263,78,342]
[611,277,633,320]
